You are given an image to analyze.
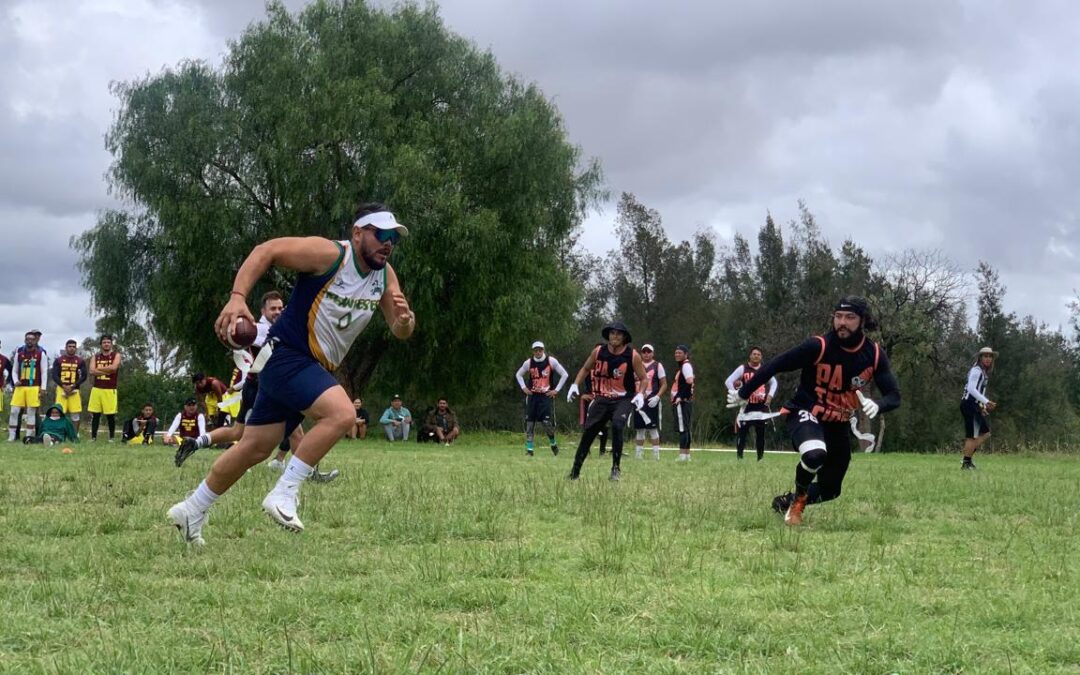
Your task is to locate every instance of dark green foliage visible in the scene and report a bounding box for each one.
[73,0,601,401]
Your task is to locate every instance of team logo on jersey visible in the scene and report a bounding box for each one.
[851,375,868,389]
[371,282,382,296]
[612,367,623,378]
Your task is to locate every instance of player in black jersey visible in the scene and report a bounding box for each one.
[566,321,648,481]
[728,296,901,525]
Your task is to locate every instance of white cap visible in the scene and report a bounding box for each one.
[352,210,409,236]
[641,343,654,352]
[531,341,545,350]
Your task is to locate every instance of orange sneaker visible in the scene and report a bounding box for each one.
[784,493,809,526]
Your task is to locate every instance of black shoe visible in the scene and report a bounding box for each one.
[567,472,579,481]
[551,445,559,456]
[771,492,794,514]
[609,467,621,482]
[526,449,534,457]
[962,460,976,470]
[174,438,200,467]
[599,449,607,456]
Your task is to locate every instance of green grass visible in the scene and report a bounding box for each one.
[1,433,1078,673]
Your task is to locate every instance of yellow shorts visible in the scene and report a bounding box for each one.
[205,393,221,417]
[219,392,242,418]
[55,388,83,414]
[11,386,42,409]
[88,388,118,415]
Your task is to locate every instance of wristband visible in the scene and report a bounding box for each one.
[229,290,247,299]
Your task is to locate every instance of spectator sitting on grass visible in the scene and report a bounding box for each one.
[380,395,412,441]
[421,398,460,446]
[24,404,79,446]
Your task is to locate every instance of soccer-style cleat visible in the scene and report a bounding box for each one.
[784,493,809,526]
[962,460,977,470]
[167,500,208,545]
[267,459,285,471]
[174,438,200,467]
[551,445,559,456]
[609,467,621,482]
[262,490,304,532]
[310,468,340,484]
[771,492,794,514]
[526,449,534,457]
[567,472,579,481]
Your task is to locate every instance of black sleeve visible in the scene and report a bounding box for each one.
[739,337,823,398]
[50,358,63,387]
[75,360,88,388]
[872,349,901,414]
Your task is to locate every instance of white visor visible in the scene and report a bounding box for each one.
[641,343,654,352]
[531,341,545,350]
[353,211,409,237]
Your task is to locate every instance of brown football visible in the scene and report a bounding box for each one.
[228,317,258,349]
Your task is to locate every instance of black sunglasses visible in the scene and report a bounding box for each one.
[366,227,401,245]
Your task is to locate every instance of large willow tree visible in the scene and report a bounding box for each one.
[74,0,602,400]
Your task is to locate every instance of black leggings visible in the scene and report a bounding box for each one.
[737,420,766,459]
[571,397,633,477]
[788,414,853,503]
[92,413,116,440]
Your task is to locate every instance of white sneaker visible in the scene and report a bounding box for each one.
[262,489,304,532]
[167,500,208,545]
[635,449,643,459]
[267,459,285,471]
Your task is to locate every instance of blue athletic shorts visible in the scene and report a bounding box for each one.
[246,341,337,436]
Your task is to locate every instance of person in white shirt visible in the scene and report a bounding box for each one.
[633,344,667,460]
[960,347,998,470]
[724,347,778,461]
[514,341,568,456]
[671,344,695,461]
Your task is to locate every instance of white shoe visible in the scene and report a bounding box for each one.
[653,450,660,461]
[267,459,285,471]
[262,489,304,532]
[635,449,643,459]
[167,500,208,545]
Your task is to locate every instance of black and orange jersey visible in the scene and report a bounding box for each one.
[739,333,901,423]
[589,344,636,399]
[672,360,695,401]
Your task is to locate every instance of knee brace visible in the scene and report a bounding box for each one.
[648,429,660,441]
[635,429,646,442]
[799,443,827,473]
[9,406,21,426]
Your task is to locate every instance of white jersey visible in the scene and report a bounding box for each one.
[270,240,387,370]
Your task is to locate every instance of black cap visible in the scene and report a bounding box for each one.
[676,344,690,353]
[391,394,402,401]
[601,320,632,343]
[191,372,205,382]
[184,397,198,406]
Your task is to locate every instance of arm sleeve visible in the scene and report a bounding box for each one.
[76,360,88,387]
[964,367,989,405]
[739,337,822,398]
[873,350,902,413]
[767,377,778,397]
[40,353,50,389]
[197,415,207,436]
[51,359,62,387]
[724,366,744,390]
[550,357,569,392]
[515,360,530,390]
[166,414,182,436]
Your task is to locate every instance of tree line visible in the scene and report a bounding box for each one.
[70,0,1080,450]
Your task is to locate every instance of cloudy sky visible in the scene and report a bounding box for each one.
[3,0,1078,356]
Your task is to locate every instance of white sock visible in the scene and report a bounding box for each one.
[276,456,314,493]
[188,480,220,512]
[196,434,212,449]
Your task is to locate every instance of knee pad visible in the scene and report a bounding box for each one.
[648,429,660,441]
[799,445,827,473]
[635,429,646,441]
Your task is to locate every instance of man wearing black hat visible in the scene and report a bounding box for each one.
[164,398,208,446]
[671,344,695,461]
[727,296,901,526]
[566,321,649,481]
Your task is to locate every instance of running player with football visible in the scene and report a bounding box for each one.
[168,203,415,544]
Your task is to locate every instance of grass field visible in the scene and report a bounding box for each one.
[1,433,1078,673]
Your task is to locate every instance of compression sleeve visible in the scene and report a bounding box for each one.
[724,366,744,391]
[550,357,569,392]
[872,349,902,413]
[166,413,182,436]
[515,360,530,390]
[965,367,989,405]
